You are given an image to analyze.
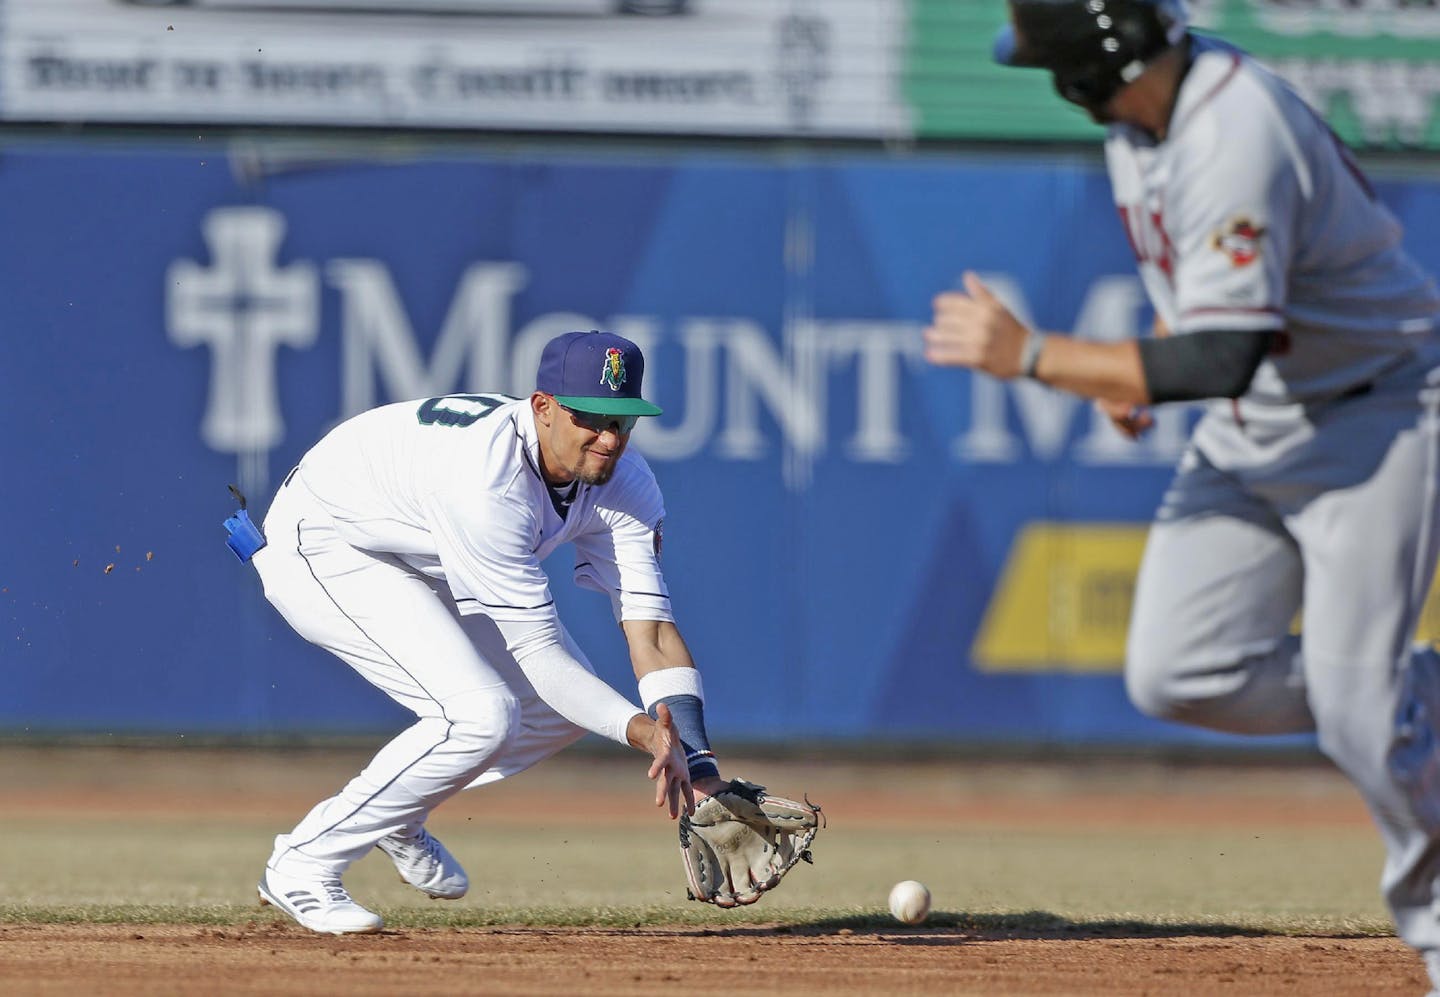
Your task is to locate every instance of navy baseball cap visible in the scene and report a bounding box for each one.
[536,330,663,417]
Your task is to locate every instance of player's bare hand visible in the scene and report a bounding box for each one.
[1097,398,1155,440]
[644,703,695,819]
[925,271,1032,379]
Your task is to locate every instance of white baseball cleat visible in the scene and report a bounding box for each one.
[258,866,384,935]
[376,826,469,900]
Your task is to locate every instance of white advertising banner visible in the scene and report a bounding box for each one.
[0,0,912,137]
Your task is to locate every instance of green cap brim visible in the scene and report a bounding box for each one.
[553,395,663,417]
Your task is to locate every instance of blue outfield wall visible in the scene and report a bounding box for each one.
[5,140,1439,744]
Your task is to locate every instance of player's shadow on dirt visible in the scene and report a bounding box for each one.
[673,912,1374,942]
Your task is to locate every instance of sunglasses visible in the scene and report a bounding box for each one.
[559,404,639,435]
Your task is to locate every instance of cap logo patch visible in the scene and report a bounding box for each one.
[1210,215,1265,267]
[600,347,627,392]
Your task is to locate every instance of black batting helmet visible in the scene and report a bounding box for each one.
[993,0,1190,114]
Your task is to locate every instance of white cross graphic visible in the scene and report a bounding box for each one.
[168,207,318,494]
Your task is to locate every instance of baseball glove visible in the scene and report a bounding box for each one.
[679,778,822,907]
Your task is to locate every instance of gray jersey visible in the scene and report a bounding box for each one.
[1105,36,1440,440]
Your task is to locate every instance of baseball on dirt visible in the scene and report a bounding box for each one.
[888,880,931,925]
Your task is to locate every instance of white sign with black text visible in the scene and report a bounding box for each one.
[0,0,910,137]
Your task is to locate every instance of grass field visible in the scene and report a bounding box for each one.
[0,743,1420,995]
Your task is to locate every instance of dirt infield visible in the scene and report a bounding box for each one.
[0,923,1425,996]
[0,745,1430,995]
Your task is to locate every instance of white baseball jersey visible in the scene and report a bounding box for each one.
[1106,36,1440,425]
[292,393,673,631]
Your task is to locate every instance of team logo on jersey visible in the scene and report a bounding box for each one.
[600,347,627,391]
[653,518,665,559]
[1210,216,1266,268]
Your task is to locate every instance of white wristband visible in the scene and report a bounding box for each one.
[637,667,705,712]
[1020,329,1045,379]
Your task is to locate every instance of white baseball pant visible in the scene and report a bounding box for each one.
[250,475,590,877]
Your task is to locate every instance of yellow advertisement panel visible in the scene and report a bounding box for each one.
[975,523,1440,674]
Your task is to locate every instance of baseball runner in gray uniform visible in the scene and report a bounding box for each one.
[924,1,1440,987]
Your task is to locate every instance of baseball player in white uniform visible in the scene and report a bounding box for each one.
[926,0,1440,987]
[241,330,730,934]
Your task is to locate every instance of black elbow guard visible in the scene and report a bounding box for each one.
[1138,329,1274,403]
